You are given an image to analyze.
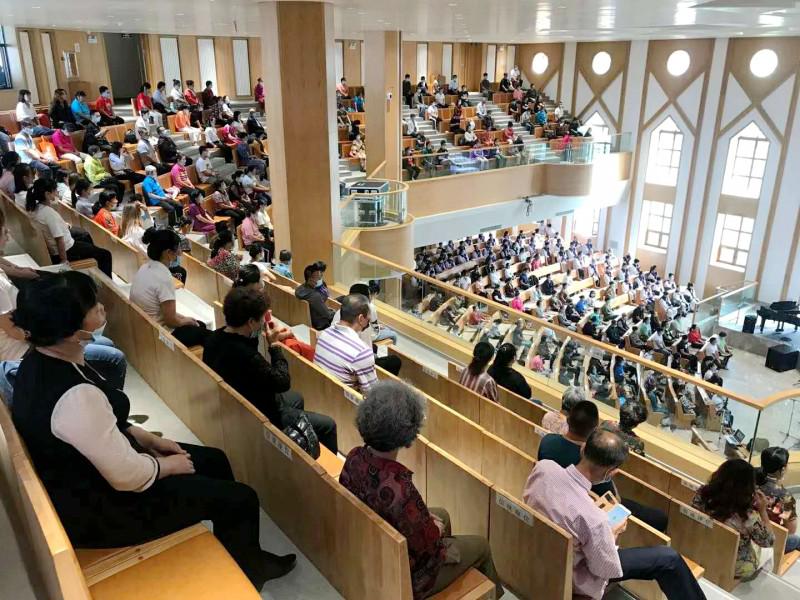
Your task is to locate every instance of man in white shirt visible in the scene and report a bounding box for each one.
[426,103,439,128]
[434,89,446,108]
[14,125,56,177]
[136,132,169,175]
[554,102,565,120]
[195,145,219,184]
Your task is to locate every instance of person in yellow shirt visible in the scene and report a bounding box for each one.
[83,145,125,201]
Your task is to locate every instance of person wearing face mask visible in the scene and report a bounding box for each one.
[14,123,58,178]
[130,228,209,347]
[157,127,184,167]
[314,293,378,393]
[83,145,125,202]
[0,211,124,400]
[26,178,113,277]
[141,165,183,228]
[271,249,293,279]
[81,112,111,154]
[70,91,92,126]
[94,86,124,125]
[295,263,335,331]
[49,88,80,130]
[536,401,668,534]
[11,272,296,588]
[524,429,706,600]
[135,83,164,128]
[203,286,338,453]
[15,89,55,136]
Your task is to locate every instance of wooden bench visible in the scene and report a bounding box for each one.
[89,268,552,599]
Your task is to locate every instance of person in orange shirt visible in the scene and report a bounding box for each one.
[92,191,120,236]
[174,107,201,142]
[95,86,124,125]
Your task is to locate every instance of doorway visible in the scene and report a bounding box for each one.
[103,33,145,101]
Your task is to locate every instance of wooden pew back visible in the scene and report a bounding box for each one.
[1,197,54,267]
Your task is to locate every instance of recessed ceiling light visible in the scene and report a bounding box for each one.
[448,2,458,6]
[176,13,185,16]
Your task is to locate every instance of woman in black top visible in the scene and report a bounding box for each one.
[487,343,532,399]
[11,272,295,588]
[49,88,80,130]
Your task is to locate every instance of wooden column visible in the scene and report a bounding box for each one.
[260,1,340,271]
[364,31,402,180]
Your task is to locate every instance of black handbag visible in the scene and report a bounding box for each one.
[282,411,320,459]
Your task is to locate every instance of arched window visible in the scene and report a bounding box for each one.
[585,111,610,140]
[645,117,684,187]
[722,122,769,199]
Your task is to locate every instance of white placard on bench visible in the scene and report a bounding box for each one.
[158,331,175,351]
[264,428,292,461]
[496,492,533,527]
[532,425,547,438]
[680,505,713,528]
[344,389,360,406]
[681,478,700,492]
[422,366,439,379]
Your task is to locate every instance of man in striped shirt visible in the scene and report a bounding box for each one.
[314,294,377,392]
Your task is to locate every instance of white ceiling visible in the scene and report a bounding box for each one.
[0,0,798,41]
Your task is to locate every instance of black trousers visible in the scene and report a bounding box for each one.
[376,354,402,376]
[99,114,124,126]
[280,391,338,454]
[56,444,268,581]
[114,169,146,185]
[612,546,706,600]
[172,322,211,347]
[216,207,245,227]
[56,241,112,278]
[622,497,668,532]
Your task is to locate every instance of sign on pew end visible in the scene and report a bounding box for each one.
[263,428,293,461]
[679,505,713,528]
[495,492,533,527]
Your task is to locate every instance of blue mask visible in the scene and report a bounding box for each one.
[169,257,181,268]
[314,279,324,288]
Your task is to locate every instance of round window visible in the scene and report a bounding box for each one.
[592,51,612,75]
[750,48,778,78]
[666,50,691,76]
[531,52,549,75]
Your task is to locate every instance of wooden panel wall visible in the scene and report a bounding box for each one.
[177,36,200,88]
[341,39,362,86]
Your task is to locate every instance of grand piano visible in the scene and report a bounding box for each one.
[757,300,800,333]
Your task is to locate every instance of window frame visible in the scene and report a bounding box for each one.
[711,212,754,272]
[638,200,673,253]
[721,123,769,199]
[0,29,12,90]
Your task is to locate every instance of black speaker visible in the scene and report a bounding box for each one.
[743,314,757,334]
[766,344,799,372]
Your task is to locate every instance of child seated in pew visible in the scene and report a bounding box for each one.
[131,228,210,347]
[10,272,296,588]
[71,177,94,218]
[119,199,154,254]
[92,190,120,236]
[756,446,800,554]
[693,460,775,581]
[525,429,705,599]
[340,380,504,599]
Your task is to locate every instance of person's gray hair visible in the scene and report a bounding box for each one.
[356,380,426,452]
[561,386,585,413]
[144,165,157,174]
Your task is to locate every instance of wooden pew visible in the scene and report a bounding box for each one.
[1,196,54,267]
[93,269,486,599]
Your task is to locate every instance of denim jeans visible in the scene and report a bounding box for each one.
[0,335,127,406]
[787,534,800,553]
[374,326,398,345]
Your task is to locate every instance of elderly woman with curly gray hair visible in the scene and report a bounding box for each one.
[340,380,503,599]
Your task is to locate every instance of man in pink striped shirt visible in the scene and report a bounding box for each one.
[523,430,705,600]
[314,294,378,393]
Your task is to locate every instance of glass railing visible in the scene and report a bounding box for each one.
[330,242,800,477]
[402,133,631,179]
[340,180,408,228]
[694,281,758,335]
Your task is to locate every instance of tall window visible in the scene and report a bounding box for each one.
[638,201,673,252]
[722,122,769,199]
[0,29,12,90]
[711,213,754,271]
[646,117,683,186]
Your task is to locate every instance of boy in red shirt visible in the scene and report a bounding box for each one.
[95,86,123,125]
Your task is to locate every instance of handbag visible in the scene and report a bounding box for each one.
[282,410,320,459]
